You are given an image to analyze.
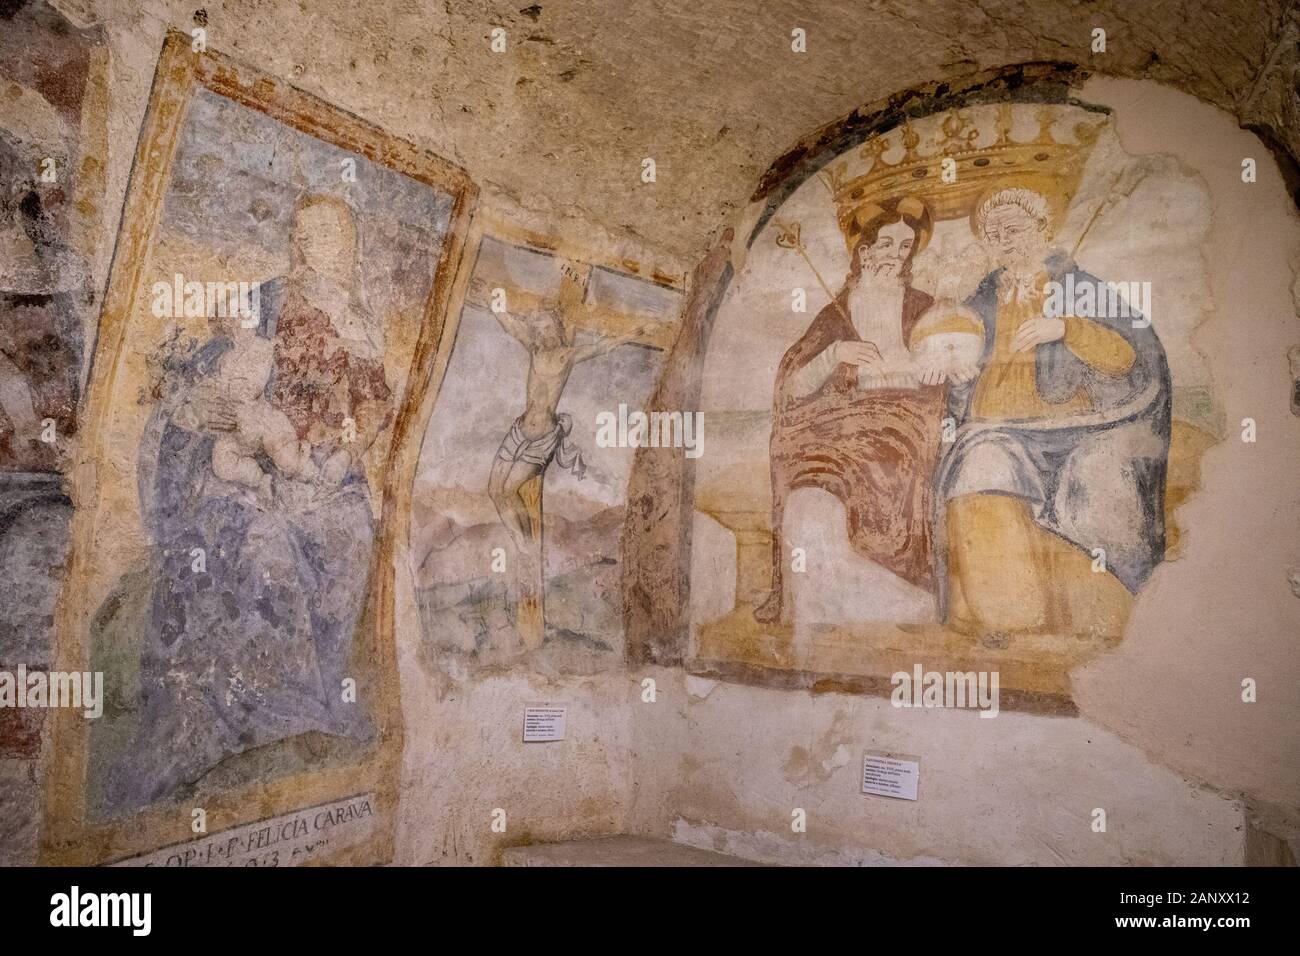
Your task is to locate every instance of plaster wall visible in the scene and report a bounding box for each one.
[2,2,1296,867]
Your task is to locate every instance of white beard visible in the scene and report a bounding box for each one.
[997,253,1047,304]
[996,242,1049,283]
[846,274,916,390]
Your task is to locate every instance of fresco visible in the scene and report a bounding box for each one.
[412,236,681,669]
[0,0,105,863]
[690,102,1218,707]
[0,0,102,692]
[40,35,474,864]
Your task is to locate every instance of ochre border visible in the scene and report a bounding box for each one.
[39,31,478,865]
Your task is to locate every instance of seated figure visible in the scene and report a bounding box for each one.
[756,196,948,625]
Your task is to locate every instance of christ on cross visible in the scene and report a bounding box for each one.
[487,302,650,564]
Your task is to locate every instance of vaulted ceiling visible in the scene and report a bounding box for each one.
[57,0,1300,274]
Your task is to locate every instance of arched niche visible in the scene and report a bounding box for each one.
[624,64,1295,714]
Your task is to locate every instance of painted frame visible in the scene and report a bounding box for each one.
[39,31,478,865]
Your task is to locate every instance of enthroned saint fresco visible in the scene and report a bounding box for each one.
[937,186,1170,638]
[691,101,1211,707]
[757,197,947,624]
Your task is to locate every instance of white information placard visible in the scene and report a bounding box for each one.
[522,705,566,742]
[862,752,920,800]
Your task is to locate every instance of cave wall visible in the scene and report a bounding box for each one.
[0,0,1296,867]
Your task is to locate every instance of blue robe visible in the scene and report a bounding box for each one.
[99,289,376,816]
[934,252,1171,612]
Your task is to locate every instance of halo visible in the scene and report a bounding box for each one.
[969,184,1059,239]
[845,196,934,257]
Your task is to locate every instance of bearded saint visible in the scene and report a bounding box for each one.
[755,196,948,624]
[935,186,1170,638]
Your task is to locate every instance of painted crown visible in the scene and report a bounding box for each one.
[828,104,1104,249]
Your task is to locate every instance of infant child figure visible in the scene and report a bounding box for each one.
[206,332,348,499]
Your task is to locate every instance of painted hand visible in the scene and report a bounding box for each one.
[1012,317,1066,352]
[190,393,239,432]
[833,340,882,366]
[949,363,980,384]
[321,448,352,485]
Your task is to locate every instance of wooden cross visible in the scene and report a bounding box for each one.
[465,244,679,653]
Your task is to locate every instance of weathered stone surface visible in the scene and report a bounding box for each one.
[0,477,72,667]
[46,0,1300,272]
[623,229,732,665]
[0,760,41,866]
[500,834,764,866]
[1,0,1295,870]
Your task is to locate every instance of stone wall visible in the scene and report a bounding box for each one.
[1,0,1297,866]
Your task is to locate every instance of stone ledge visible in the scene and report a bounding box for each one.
[500,836,765,867]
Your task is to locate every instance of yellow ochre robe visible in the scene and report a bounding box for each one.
[942,264,1166,639]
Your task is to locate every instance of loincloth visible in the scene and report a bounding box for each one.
[496,412,586,477]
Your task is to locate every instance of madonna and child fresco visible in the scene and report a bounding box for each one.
[98,194,390,814]
[71,72,460,821]
[693,102,1208,700]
